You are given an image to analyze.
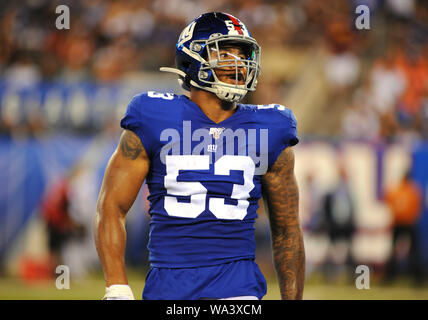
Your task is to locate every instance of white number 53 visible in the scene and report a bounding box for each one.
[164,155,255,220]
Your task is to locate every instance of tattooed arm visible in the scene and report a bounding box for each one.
[94,130,150,286]
[261,147,305,299]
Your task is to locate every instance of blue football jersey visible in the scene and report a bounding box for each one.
[120,91,298,269]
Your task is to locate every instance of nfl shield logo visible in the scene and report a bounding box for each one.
[209,127,225,140]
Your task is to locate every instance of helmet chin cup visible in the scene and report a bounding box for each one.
[212,84,247,103]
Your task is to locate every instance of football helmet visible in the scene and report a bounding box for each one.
[160,12,261,103]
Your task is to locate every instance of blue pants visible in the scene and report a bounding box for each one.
[142,259,267,300]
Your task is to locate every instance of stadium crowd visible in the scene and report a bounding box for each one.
[0,0,428,141]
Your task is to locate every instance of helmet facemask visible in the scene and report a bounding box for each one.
[196,35,261,102]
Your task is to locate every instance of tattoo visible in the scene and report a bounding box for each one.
[119,130,143,160]
[262,147,305,300]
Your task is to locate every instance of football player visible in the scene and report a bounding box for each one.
[94,12,305,300]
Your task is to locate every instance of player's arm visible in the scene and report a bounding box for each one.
[94,129,150,298]
[261,147,305,300]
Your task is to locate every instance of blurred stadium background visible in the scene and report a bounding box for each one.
[1,0,428,299]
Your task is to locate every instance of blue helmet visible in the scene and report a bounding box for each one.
[160,12,261,102]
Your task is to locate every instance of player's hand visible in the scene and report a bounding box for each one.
[103,284,135,300]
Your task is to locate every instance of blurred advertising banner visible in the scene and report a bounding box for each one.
[296,140,428,269]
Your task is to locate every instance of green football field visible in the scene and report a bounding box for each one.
[0,270,427,300]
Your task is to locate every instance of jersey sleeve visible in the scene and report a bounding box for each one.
[280,107,299,148]
[269,106,299,169]
[120,93,156,158]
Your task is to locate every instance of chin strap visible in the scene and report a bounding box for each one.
[159,67,247,102]
[189,79,246,102]
[159,67,190,91]
[159,66,216,94]
[159,67,187,78]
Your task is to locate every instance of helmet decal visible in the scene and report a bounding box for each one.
[224,14,245,36]
[177,20,197,48]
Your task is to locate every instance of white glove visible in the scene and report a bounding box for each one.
[103,284,135,300]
